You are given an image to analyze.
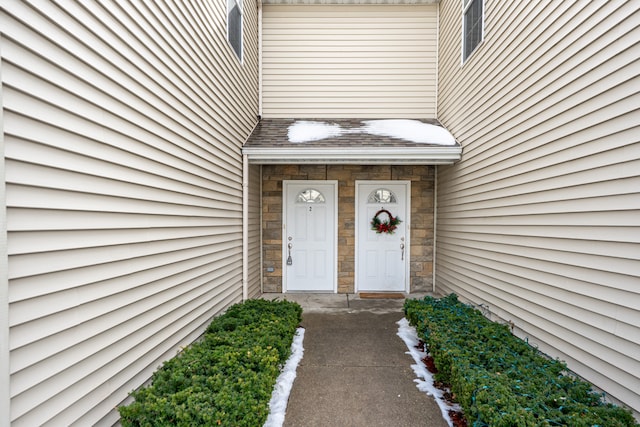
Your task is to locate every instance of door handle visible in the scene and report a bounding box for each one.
[400,243,405,261]
[287,243,293,265]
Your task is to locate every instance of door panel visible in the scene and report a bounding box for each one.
[357,182,409,292]
[284,182,336,292]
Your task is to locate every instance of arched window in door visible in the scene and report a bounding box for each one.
[367,188,397,204]
[296,188,326,204]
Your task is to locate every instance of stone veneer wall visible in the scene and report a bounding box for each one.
[261,165,435,293]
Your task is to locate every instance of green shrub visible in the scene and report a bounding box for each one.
[119,299,302,427]
[405,294,638,427]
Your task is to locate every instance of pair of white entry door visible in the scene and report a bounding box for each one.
[283,181,409,293]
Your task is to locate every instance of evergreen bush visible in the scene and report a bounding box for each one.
[405,294,638,427]
[119,299,302,427]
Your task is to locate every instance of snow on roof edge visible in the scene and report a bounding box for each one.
[287,119,456,146]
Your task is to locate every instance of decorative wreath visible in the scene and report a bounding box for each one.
[371,209,402,234]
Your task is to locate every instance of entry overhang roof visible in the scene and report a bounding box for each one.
[242,119,462,165]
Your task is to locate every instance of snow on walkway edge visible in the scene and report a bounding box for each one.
[397,318,461,427]
[263,328,305,427]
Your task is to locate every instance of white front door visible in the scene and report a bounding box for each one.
[356,181,410,292]
[283,181,337,292]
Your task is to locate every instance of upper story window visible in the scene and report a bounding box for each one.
[228,0,243,61]
[463,0,483,62]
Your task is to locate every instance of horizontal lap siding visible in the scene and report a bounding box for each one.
[262,5,437,118]
[436,0,640,415]
[1,0,257,425]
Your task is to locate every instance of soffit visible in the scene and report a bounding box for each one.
[242,118,462,165]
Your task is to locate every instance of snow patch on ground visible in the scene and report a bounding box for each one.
[287,119,456,145]
[263,328,305,427]
[397,318,461,427]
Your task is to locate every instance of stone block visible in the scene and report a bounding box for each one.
[262,212,281,222]
[263,229,281,241]
[262,180,280,192]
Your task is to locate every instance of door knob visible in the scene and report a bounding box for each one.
[287,243,293,265]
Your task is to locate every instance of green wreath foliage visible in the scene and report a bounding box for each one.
[371,209,402,234]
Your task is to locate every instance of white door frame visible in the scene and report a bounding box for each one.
[354,180,411,293]
[282,180,338,293]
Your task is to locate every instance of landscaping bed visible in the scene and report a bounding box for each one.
[404,294,638,427]
[119,299,302,427]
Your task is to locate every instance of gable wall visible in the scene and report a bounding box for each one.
[262,4,438,118]
[1,1,258,425]
[435,0,640,414]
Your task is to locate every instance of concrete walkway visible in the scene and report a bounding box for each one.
[263,294,448,427]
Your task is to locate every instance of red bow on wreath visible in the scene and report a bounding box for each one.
[371,209,402,234]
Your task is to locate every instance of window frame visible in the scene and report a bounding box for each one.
[227,0,243,61]
[462,0,484,64]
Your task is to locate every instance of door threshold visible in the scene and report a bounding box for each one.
[284,291,336,294]
[358,292,406,299]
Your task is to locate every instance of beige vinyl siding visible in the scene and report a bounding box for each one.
[1,0,258,425]
[262,5,438,118]
[0,41,8,425]
[435,0,640,415]
[247,163,262,298]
